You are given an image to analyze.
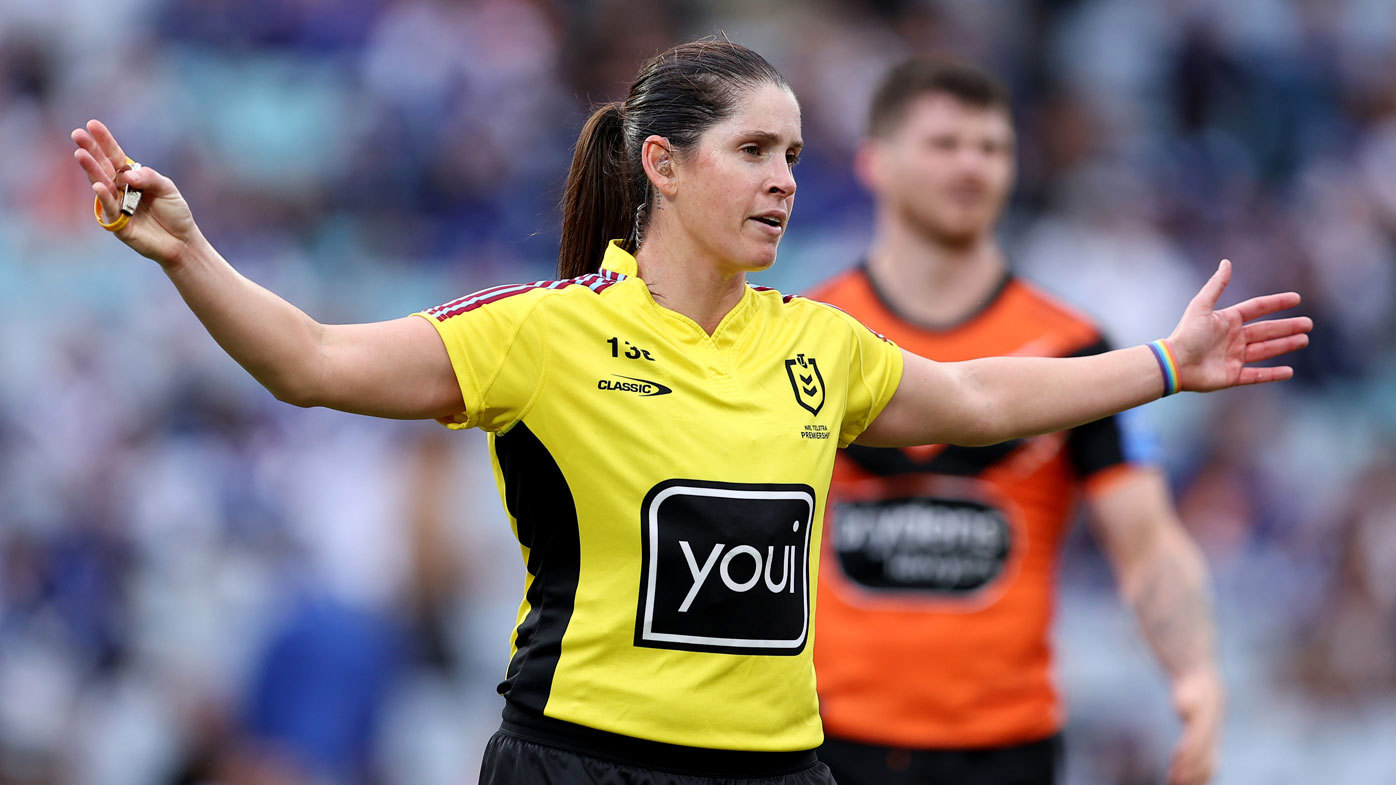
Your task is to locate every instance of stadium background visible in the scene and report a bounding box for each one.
[2,0,1394,783]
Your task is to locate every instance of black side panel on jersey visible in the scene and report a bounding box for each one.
[842,438,1026,478]
[841,336,1130,480]
[493,421,580,713]
[1063,337,1132,478]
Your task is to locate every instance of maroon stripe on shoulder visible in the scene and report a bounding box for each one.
[750,285,799,304]
[431,281,523,314]
[428,272,625,322]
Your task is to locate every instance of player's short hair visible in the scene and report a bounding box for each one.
[868,58,1010,138]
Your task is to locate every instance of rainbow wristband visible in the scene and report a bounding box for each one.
[1147,339,1181,396]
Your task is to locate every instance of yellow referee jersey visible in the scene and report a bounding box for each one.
[414,242,903,751]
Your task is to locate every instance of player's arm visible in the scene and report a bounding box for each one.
[72,120,463,420]
[856,261,1310,448]
[1088,469,1223,785]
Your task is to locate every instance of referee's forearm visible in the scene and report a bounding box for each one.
[955,345,1164,445]
[164,238,329,406]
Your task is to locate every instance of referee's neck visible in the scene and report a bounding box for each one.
[635,239,750,336]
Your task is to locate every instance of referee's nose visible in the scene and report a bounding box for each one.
[768,161,796,199]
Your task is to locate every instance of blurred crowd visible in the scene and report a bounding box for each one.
[1,1,1394,783]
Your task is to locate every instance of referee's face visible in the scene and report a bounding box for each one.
[666,82,802,274]
[867,92,1015,247]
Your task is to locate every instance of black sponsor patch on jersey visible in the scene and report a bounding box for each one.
[832,497,1011,594]
[636,480,815,655]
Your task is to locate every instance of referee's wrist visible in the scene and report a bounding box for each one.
[1147,339,1181,396]
[161,230,212,276]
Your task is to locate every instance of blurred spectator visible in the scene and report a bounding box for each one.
[1289,451,1396,701]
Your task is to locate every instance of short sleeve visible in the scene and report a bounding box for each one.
[1068,408,1154,475]
[413,289,549,432]
[835,313,904,448]
[1064,336,1161,487]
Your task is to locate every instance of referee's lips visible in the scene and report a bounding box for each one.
[749,209,788,236]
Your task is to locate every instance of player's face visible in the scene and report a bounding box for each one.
[671,82,802,273]
[870,93,1015,245]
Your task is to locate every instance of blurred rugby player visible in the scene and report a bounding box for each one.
[811,59,1223,785]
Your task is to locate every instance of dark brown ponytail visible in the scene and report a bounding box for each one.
[556,40,789,278]
[558,102,636,279]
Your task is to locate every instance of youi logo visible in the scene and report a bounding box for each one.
[635,480,815,655]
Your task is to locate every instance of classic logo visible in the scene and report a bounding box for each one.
[784,354,825,416]
[833,497,1011,594]
[636,480,815,655]
[597,374,672,397]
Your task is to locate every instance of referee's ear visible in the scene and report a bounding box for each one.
[641,135,679,198]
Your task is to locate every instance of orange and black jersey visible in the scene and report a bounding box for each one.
[809,264,1155,749]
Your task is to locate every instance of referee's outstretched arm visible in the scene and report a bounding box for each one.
[75,117,1309,437]
[857,258,1310,448]
[72,120,465,421]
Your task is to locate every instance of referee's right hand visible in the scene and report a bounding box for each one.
[72,119,203,270]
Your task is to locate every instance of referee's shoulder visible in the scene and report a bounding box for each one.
[748,283,824,316]
[748,283,886,337]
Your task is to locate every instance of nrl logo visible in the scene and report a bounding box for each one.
[784,354,825,416]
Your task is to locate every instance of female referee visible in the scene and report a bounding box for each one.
[72,40,1308,785]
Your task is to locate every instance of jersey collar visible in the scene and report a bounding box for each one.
[600,238,757,344]
[859,260,1014,332]
[601,240,639,277]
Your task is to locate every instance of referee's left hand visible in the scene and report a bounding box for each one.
[1169,666,1223,785]
[1165,259,1311,392]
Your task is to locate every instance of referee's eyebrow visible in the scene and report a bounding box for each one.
[739,130,804,150]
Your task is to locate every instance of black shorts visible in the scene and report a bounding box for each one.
[480,704,836,784]
[817,732,1062,785]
